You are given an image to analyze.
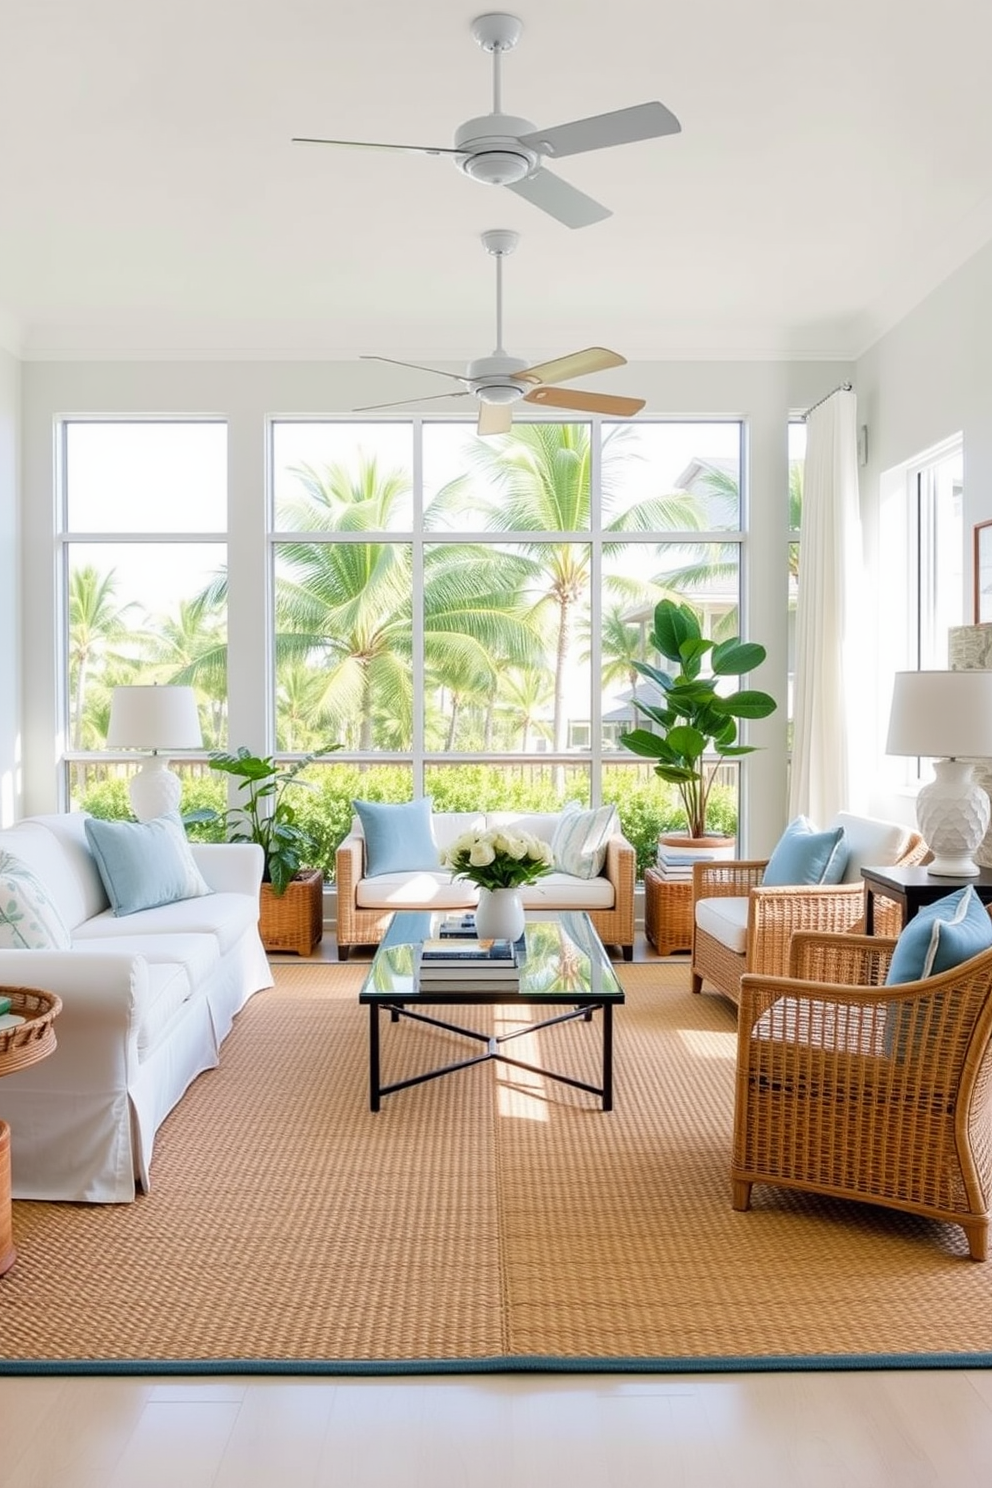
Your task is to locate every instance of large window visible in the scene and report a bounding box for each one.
[269,418,745,876]
[61,421,228,813]
[60,415,752,880]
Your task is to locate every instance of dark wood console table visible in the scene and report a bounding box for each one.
[861,863,992,935]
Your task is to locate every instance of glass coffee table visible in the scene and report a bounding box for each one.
[358,911,625,1112]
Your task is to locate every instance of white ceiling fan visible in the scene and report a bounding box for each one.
[354,228,646,436]
[293,12,681,229]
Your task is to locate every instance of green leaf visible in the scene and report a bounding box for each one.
[665,724,706,762]
[711,639,767,675]
[718,690,778,719]
[617,727,670,760]
[651,600,700,663]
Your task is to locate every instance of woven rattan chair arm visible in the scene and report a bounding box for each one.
[604,833,636,915]
[334,833,365,940]
[692,859,767,900]
[788,930,896,984]
[744,883,866,975]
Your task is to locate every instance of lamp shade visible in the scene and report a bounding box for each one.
[886,669,992,877]
[107,686,203,751]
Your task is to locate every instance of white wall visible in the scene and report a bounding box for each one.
[19,356,850,851]
[856,236,992,824]
[0,348,20,825]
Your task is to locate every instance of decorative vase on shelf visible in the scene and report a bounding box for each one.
[474,886,525,943]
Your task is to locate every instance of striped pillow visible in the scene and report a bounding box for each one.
[551,803,619,880]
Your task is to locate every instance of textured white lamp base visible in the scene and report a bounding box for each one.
[128,756,182,822]
[916,758,990,877]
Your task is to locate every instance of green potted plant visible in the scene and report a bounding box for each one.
[619,599,777,846]
[191,744,339,955]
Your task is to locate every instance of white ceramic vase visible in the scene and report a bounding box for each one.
[474,886,525,943]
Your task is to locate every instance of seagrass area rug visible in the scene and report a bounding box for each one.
[2,961,991,1375]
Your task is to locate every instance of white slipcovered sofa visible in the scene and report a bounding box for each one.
[335,806,636,961]
[0,812,272,1202]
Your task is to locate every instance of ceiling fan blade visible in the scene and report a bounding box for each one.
[505,168,610,229]
[477,402,514,437]
[353,391,473,413]
[292,136,460,157]
[519,347,626,386]
[523,387,646,417]
[517,101,681,160]
[360,354,470,386]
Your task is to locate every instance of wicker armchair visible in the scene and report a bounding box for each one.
[732,928,992,1260]
[689,826,928,1008]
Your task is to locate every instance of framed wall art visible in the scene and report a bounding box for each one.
[975,520,992,624]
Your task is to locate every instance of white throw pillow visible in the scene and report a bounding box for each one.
[0,849,72,949]
[829,812,913,884]
[551,803,619,880]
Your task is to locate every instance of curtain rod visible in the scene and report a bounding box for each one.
[803,381,853,419]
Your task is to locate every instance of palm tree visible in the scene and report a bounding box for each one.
[146,593,228,747]
[444,424,701,753]
[274,460,546,751]
[495,667,555,752]
[67,566,144,749]
[650,458,803,635]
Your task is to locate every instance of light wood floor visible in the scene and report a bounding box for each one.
[5,932,990,1486]
[1,1369,992,1486]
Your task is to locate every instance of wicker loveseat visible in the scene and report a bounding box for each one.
[732,926,992,1260]
[335,807,636,961]
[690,812,929,1008]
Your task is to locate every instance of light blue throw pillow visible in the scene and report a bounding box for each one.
[551,802,619,880]
[761,815,848,887]
[353,797,439,878]
[84,812,212,917]
[885,885,992,985]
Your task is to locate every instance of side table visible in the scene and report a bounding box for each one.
[861,864,992,935]
[0,987,61,1276]
[644,867,693,955]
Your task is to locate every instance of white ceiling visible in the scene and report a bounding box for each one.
[3,0,992,365]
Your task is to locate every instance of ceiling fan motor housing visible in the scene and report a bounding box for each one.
[467,353,530,403]
[454,115,539,185]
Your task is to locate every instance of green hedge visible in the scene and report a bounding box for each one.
[78,763,738,883]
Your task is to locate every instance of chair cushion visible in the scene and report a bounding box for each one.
[762,816,848,887]
[353,797,440,877]
[829,811,913,884]
[885,885,992,984]
[0,850,72,949]
[83,812,213,917]
[694,896,750,954]
[356,870,477,910]
[550,803,618,880]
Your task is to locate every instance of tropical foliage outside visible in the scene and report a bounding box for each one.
[65,418,796,879]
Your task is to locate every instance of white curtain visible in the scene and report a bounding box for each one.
[788,387,869,824]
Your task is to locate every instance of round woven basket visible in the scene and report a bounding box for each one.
[0,987,62,1075]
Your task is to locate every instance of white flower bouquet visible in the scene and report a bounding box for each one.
[440,826,554,891]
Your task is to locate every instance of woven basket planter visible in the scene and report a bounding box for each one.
[259,868,324,956]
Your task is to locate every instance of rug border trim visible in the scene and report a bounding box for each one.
[2,1352,991,1377]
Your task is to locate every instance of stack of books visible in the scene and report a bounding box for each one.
[655,843,719,880]
[417,936,521,992]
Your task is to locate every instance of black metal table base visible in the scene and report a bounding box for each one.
[368,1001,614,1112]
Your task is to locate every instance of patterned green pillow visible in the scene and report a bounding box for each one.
[0,850,72,949]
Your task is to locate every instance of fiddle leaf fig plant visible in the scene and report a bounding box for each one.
[189,744,340,895]
[619,599,777,840]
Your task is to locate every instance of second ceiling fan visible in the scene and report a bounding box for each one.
[355,229,646,437]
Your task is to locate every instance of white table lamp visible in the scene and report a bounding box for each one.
[107,685,203,822]
[886,669,992,876]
